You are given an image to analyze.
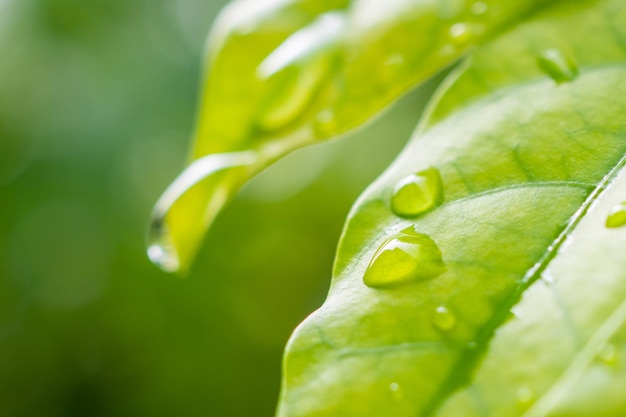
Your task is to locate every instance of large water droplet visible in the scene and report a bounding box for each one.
[432,305,457,331]
[597,343,619,367]
[606,202,626,228]
[537,49,579,84]
[363,226,446,288]
[391,168,443,218]
[256,12,346,131]
[147,151,257,273]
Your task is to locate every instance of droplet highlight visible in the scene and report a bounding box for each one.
[256,12,346,131]
[363,226,446,288]
[147,151,257,273]
[391,167,443,218]
[432,305,457,331]
[606,202,626,228]
[537,49,579,84]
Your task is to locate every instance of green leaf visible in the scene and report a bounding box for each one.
[278,0,626,416]
[148,0,551,273]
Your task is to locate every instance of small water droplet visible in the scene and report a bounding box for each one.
[517,387,534,408]
[256,13,345,131]
[470,2,488,16]
[432,305,457,331]
[391,168,443,218]
[147,151,257,273]
[385,53,405,67]
[363,226,446,288]
[606,202,626,228]
[389,382,403,399]
[597,343,619,366]
[537,49,579,84]
[313,109,336,137]
[380,53,406,82]
[449,23,472,46]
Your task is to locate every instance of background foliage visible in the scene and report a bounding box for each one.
[0,0,435,415]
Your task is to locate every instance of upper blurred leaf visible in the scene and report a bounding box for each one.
[148,0,552,273]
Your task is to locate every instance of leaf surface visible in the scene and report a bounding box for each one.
[277,0,626,416]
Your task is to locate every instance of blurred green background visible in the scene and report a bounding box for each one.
[0,0,432,416]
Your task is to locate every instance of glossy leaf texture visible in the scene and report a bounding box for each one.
[148,0,552,273]
[278,0,626,416]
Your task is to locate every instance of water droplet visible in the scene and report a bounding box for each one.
[363,226,446,288]
[537,49,579,84]
[542,272,555,284]
[256,12,345,131]
[313,109,336,137]
[147,223,179,273]
[385,53,405,67]
[606,202,626,228]
[389,382,403,399]
[597,343,619,366]
[147,151,257,273]
[449,23,472,46]
[517,387,534,408]
[432,305,457,331]
[470,2,488,16]
[391,168,443,218]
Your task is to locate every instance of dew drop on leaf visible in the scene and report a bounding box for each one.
[449,23,473,46]
[363,226,446,288]
[597,343,619,367]
[470,2,488,16]
[537,48,579,84]
[147,151,257,273]
[605,202,626,228]
[390,167,443,218]
[313,109,337,137]
[516,386,534,409]
[432,305,457,331]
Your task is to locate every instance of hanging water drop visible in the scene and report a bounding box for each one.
[391,167,443,218]
[256,12,346,131]
[147,220,180,273]
[363,226,446,288]
[537,49,579,84]
[432,305,457,331]
[147,151,258,273]
[606,202,626,228]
